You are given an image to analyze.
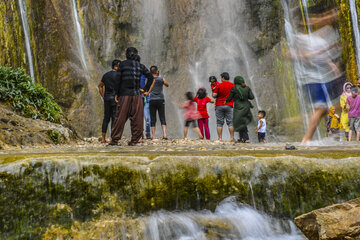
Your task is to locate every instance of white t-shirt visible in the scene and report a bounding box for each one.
[257,118,266,133]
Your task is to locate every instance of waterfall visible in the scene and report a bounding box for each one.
[144,197,304,240]
[188,0,261,110]
[18,0,35,83]
[349,0,360,75]
[71,0,90,74]
[140,0,168,66]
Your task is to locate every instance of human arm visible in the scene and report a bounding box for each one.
[256,120,263,133]
[142,65,154,92]
[163,78,169,87]
[208,96,215,103]
[225,88,235,104]
[98,81,105,98]
[248,88,255,100]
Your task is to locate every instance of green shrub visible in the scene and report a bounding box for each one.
[0,66,62,123]
[47,129,61,144]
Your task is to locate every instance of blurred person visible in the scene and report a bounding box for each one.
[182,92,203,139]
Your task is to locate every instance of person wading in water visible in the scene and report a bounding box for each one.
[109,47,154,146]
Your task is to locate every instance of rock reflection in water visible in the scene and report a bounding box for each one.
[144,197,305,240]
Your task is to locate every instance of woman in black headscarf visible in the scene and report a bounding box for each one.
[225,76,254,142]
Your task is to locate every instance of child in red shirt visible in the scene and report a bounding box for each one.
[194,88,214,139]
[209,76,220,92]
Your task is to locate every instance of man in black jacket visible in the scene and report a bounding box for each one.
[110,47,154,145]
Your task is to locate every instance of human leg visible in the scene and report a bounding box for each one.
[158,100,167,138]
[144,102,151,138]
[354,118,360,141]
[215,106,225,140]
[129,95,144,144]
[301,108,327,144]
[348,118,356,141]
[149,101,157,139]
[204,118,210,140]
[111,96,131,143]
[101,100,112,142]
[198,119,205,138]
[224,106,235,141]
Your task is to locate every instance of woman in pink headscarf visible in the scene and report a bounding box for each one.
[340,82,353,139]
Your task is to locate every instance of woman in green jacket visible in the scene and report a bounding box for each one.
[225,76,254,142]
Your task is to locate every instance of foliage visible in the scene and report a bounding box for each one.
[0,66,62,123]
[47,129,61,144]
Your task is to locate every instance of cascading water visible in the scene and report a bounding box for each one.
[18,0,35,83]
[143,197,304,240]
[349,0,360,74]
[71,0,90,74]
[140,0,168,66]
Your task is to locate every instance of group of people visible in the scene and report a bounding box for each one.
[181,73,266,143]
[326,79,360,141]
[98,47,266,145]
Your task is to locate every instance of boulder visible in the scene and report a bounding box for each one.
[294,198,360,240]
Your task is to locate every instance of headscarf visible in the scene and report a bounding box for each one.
[234,76,246,100]
[328,106,341,129]
[342,82,353,98]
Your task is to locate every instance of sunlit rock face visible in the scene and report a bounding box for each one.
[1,0,298,138]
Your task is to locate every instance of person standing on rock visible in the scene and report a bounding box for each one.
[135,55,152,140]
[225,76,254,143]
[98,59,121,143]
[109,47,154,146]
[213,72,235,141]
[148,66,169,140]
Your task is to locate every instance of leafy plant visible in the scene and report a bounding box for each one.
[47,129,61,144]
[0,66,62,123]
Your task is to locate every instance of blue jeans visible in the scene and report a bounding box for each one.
[144,101,151,135]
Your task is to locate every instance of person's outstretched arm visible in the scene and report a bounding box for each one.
[98,82,105,98]
[142,65,154,92]
[163,78,169,87]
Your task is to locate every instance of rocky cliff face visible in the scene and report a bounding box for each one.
[1,0,302,138]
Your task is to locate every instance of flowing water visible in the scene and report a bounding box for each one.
[18,0,35,83]
[71,0,90,74]
[143,197,304,240]
[350,0,360,75]
[140,0,168,66]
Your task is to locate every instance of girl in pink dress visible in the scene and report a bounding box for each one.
[182,92,203,139]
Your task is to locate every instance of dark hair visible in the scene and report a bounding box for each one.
[197,88,207,99]
[209,76,217,82]
[351,86,359,93]
[258,110,266,117]
[220,72,230,80]
[126,47,138,60]
[134,55,141,62]
[112,59,121,69]
[185,91,194,101]
[150,66,158,74]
